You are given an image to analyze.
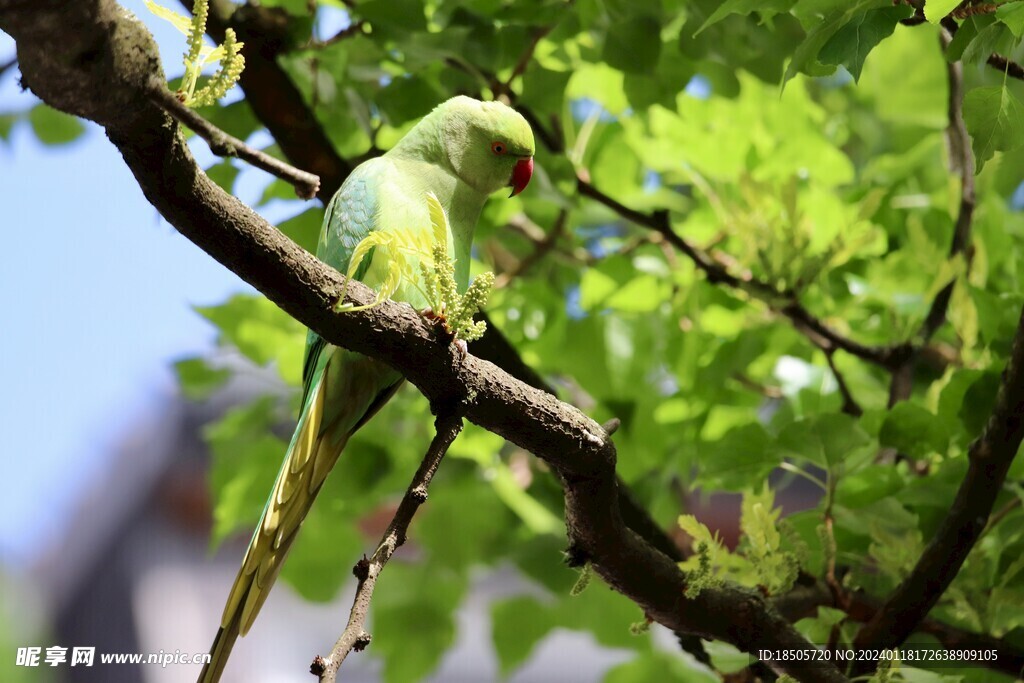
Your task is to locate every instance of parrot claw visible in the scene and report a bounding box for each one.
[421,308,466,360]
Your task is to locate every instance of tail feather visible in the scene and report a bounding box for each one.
[198,619,240,683]
[198,349,402,683]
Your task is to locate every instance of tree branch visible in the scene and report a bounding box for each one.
[493,209,567,288]
[147,80,320,199]
[313,412,465,682]
[889,28,977,405]
[773,580,1024,679]
[576,177,912,370]
[987,52,1024,81]
[824,350,863,417]
[851,303,1024,671]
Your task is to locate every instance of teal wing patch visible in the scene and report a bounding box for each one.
[301,161,384,406]
[318,163,382,278]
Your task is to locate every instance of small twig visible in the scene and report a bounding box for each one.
[987,52,1024,82]
[824,350,863,417]
[494,210,567,288]
[315,412,464,682]
[147,77,321,200]
[305,20,365,49]
[0,56,16,80]
[575,176,910,370]
[821,473,848,612]
[952,2,998,19]
[517,104,563,153]
[888,28,976,405]
[732,373,783,399]
[502,25,552,93]
[980,495,1021,539]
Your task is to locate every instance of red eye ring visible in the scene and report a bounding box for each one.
[491,141,507,155]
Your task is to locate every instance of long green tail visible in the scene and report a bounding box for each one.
[199,348,401,682]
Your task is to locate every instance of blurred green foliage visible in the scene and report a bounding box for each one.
[133,0,1024,680]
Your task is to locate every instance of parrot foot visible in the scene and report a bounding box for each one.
[421,308,467,360]
[421,307,445,322]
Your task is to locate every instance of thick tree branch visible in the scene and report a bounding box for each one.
[851,304,1024,670]
[147,80,320,198]
[314,413,465,682]
[0,3,847,681]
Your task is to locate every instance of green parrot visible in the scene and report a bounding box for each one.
[199,96,534,683]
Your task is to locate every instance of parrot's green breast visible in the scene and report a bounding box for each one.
[321,155,483,307]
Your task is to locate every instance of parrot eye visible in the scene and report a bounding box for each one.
[491,141,507,155]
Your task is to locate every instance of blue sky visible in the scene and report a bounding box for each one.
[0,1,318,565]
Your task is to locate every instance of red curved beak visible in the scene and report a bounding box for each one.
[509,157,533,197]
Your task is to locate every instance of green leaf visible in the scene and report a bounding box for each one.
[489,464,563,535]
[195,100,261,142]
[958,371,1000,437]
[835,466,905,508]
[878,403,950,459]
[491,597,557,675]
[605,651,716,682]
[520,64,572,113]
[961,20,1014,66]
[783,0,893,85]
[698,423,778,490]
[205,398,287,546]
[963,85,1024,172]
[818,6,911,82]
[694,0,797,36]
[702,640,750,674]
[376,75,443,126]
[356,0,426,31]
[924,0,961,23]
[602,15,661,74]
[27,104,86,145]
[373,563,465,683]
[776,414,872,470]
[417,475,519,570]
[277,207,323,253]
[997,1,1024,37]
[197,294,306,382]
[173,357,230,400]
[280,503,361,602]
[205,160,240,194]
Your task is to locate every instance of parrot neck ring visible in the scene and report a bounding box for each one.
[509,157,534,197]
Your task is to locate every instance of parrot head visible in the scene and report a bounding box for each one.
[435,96,535,198]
